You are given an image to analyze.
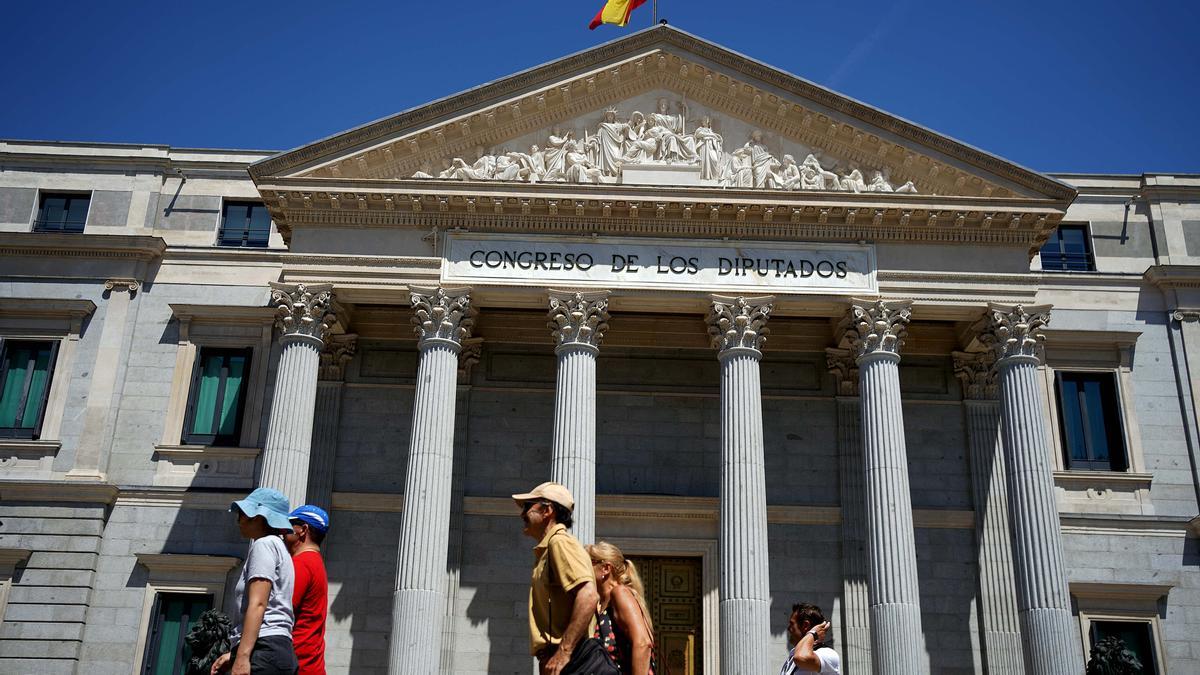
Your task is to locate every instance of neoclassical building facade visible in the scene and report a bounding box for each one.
[0,25,1197,675]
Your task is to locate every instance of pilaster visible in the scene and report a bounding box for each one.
[953,350,1024,674]
[827,348,870,674]
[308,334,357,510]
[707,294,773,675]
[547,289,610,545]
[67,279,139,480]
[978,303,1083,675]
[838,299,925,675]
[259,282,334,507]
[389,286,474,675]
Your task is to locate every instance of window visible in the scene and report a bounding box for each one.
[140,592,213,675]
[183,348,252,446]
[218,202,271,247]
[1040,224,1094,271]
[0,340,58,439]
[1055,371,1128,471]
[1089,620,1159,674]
[33,193,90,233]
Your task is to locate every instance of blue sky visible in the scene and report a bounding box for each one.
[4,1,1197,174]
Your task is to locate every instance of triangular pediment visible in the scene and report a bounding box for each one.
[250,25,1072,203]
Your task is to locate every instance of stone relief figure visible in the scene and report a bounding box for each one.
[414,105,924,194]
[646,98,698,163]
[593,108,629,176]
[693,115,724,180]
[867,170,894,192]
[621,111,658,164]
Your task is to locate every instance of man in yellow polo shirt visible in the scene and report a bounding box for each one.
[513,481,599,675]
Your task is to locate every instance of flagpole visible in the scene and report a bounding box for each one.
[653,0,658,24]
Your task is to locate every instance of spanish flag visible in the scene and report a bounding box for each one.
[589,0,648,29]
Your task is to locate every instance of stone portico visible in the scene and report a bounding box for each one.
[0,22,1198,675]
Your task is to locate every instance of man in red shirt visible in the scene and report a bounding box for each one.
[285,505,330,675]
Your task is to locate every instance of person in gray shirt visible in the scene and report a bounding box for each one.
[212,488,297,675]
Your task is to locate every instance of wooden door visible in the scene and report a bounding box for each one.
[628,556,703,675]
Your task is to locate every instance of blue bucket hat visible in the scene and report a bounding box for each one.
[230,488,293,531]
[289,505,331,534]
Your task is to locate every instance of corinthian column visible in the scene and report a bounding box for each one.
[707,295,773,675]
[307,334,357,510]
[979,304,1083,674]
[953,351,1025,674]
[839,300,925,675]
[389,286,474,675]
[547,290,610,545]
[260,282,334,507]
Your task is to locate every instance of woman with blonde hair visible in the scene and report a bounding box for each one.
[586,541,657,675]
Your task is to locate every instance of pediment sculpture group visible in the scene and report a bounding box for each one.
[413,98,918,194]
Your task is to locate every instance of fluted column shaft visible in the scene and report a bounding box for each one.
[389,287,473,675]
[981,304,1082,675]
[963,400,1025,674]
[840,299,924,675]
[708,295,772,675]
[307,335,357,510]
[548,290,609,545]
[260,282,334,507]
[997,359,1081,674]
[859,352,924,674]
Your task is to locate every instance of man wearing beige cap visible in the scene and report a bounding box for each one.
[513,481,599,675]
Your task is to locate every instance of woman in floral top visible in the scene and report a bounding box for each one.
[588,542,657,675]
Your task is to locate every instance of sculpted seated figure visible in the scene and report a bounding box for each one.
[646,97,698,164]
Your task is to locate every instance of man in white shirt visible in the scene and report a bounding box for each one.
[778,603,840,674]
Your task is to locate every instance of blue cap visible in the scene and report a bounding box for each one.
[230,488,293,531]
[288,505,330,533]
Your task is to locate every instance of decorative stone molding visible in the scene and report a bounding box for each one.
[952,351,998,400]
[825,348,859,396]
[978,303,1052,364]
[458,337,484,384]
[547,289,610,354]
[135,553,242,578]
[270,282,335,346]
[104,278,140,294]
[838,299,911,361]
[409,286,475,348]
[319,333,358,381]
[151,445,262,490]
[706,295,773,356]
[0,480,119,504]
[1170,309,1200,323]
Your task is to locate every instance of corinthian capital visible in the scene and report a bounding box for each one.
[825,348,859,396]
[977,303,1051,364]
[319,334,358,382]
[952,351,997,400]
[270,282,335,346]
[547,290,610,354]
[410,286,474,349]
[707,295,773,356]
[839,299,912,362]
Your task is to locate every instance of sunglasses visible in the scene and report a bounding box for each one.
[522,501,548,515]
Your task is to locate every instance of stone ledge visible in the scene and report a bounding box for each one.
[0,479,118,505]
[151,445,261,490]
[1069,581,1173,602]
[135,552,241,577]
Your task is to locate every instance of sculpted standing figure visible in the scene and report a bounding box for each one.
[647,98,697,163]
[743,130,781,189]
[593,109,629,177]
[544,128,572,181]
[692,115,725,180]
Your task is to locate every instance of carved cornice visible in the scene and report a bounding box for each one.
[319,333,358,381]
[838,299,912,362]
[952,350,997,400]
[410,286,475,349]
[1145,264,1200,290]
[135,553,242,578]
[0,479,119,504]
[269,282,335,346]
[249,26,1073,204]
[707,295,773,356]
[547,289,611,354]
[0,298,96,336]
[0,232,166,261]
[977,303,1052,365]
